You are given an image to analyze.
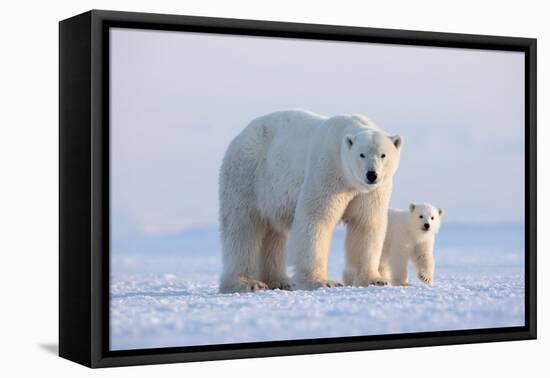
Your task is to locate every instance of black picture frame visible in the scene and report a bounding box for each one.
[59,9,537,368]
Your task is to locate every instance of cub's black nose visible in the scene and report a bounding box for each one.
[366,170,378,183]
[424,223,430,230]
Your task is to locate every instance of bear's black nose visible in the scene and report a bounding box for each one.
[424,223,430,230]
[366,171,378,183]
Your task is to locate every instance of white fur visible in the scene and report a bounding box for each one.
[218,110,403,293]
[375,203,443,286]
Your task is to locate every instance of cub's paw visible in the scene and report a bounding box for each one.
[418,273,433,285]
[268,279,295,291]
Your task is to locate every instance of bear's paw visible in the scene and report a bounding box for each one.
[219,278,269,293]
[417,273,433,285]
[294,279,343,290]
[354,275,389,287]
[267,279,295,291]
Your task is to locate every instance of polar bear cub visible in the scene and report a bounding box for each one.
[377,203,443,286]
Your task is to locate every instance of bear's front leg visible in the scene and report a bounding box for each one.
[346,220,388,286]
[344,192,390,286]
[290,191,352,290]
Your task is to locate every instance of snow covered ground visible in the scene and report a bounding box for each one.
[110,224,525,350]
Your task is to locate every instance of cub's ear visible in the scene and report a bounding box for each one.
[438,208,444,217]
[409,203,416,212]
[390,135,403,149]
[344,134,355,149]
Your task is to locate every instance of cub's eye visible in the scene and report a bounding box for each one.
[381,154,386,159]
[419,215,423,219]
[431,216,434,220]
[360,153,365,158]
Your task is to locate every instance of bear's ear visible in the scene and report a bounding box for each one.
[390,135,403,149]
[409,203,416,212]
[438,208,444,217]
[344,134,355,149]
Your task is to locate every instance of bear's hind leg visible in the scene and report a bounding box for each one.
[259,227,293,290]
[219,215,269,293]
[342,269,355,286]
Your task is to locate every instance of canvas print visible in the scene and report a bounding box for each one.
[109,28,525,351]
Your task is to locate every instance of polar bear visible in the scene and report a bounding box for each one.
[218,110,403,293]
[376,203,443,286]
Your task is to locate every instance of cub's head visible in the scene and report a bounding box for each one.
[341,130,403,191]
[408,203,444,236]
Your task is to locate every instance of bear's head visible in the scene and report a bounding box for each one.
[408,203,444,237]
[341,130,403,191]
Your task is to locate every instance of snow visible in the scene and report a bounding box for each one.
[110,224,525,350]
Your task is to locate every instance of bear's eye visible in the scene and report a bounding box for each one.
[431,216,434,220]
[419,215,423,219]
[360,153,365,158]
[381,154,386,159]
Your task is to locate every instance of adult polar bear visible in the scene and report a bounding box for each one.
[219,110,403,293]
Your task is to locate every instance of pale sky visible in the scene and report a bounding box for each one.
[110,28,525,237]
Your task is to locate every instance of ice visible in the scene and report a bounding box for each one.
[110,224,525,350]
